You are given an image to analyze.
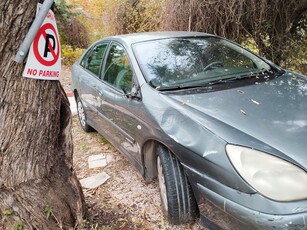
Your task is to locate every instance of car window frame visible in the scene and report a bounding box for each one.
[100,41,137,94]
[79,41,110,77]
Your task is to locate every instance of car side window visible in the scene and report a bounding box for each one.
[80,42,108,76]
[103,42,133,92]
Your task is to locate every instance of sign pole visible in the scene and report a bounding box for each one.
[14,0,54,63]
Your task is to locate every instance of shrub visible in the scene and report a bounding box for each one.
[61,45,84,66]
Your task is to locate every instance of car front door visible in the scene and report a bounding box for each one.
[96,41,144,166]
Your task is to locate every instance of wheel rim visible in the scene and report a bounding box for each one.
[77,101,86,127]
[157,156,168,212]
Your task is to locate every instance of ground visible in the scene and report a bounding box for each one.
[61,66,205,229]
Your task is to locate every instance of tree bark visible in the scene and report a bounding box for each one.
[0,1,85,229]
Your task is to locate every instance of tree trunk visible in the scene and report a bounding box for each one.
[0,1,85,229]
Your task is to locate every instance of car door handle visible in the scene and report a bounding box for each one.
[98,91,104,96]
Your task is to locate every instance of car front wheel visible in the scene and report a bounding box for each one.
[156,145,198,224]
[76,96,94,132]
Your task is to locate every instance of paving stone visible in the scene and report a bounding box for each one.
[80,172,110,189]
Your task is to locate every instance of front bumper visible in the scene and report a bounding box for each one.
[185,166,307,230]
[197,184,307,230]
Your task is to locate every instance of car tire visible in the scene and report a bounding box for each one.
[76,96,94,132]
[156,145,198,224]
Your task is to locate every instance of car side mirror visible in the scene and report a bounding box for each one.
[122,84,141,101]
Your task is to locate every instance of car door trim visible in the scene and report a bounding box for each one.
[97,109,136,144]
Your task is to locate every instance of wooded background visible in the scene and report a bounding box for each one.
[55,0,307,74]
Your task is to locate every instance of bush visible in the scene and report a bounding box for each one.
[284,41,307,75]
[61,45,84,66]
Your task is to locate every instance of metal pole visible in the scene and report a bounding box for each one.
[14,0,54,63]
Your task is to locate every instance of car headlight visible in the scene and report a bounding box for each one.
[226,144,307,201]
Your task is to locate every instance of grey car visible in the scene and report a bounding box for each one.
[71,32,307,229]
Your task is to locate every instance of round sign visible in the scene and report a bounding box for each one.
[33,23,60,66]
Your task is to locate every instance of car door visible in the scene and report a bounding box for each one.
[77,42,109,127]
[96,41,143,166]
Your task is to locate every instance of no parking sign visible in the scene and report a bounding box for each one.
[23,3,61,80]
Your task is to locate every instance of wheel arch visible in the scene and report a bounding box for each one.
[141,139,166,182]
[141,139,185,182]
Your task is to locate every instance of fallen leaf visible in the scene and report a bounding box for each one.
[141,208,147,220]
[118,218,128,222]
[119,222,127,229]
[181,99,189,105]
[240,109,247,115]
[251,99,260,105]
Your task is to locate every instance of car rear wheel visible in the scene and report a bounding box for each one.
[156,145,198,224]
[76,96,94,132]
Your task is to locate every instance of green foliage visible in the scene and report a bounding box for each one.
[1,209,13,223]
[2,209,13,217]
[61,45,84,66]
[44,205,63,229]
[78,142,90,151]
[1,209,24,230]
[241,37,307,75]
[126,0,166,33]
[54,0,77,22]
[98,135,110,145]
[68,0,127,41]
[241,38,259,54]
[55,0,89,48]
[285,40,307,74]
[44,205,53,219]
[13,221,24,230]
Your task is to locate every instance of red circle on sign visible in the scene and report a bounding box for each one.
[33,23,60,66]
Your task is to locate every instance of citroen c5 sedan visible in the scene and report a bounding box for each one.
[71,32,307,229]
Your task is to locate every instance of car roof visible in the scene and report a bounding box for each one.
[100,31,216,46]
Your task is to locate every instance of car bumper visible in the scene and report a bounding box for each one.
[184,166,307,230]
[197,184,307,230]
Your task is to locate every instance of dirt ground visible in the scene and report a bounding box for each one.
[60,66,205,229]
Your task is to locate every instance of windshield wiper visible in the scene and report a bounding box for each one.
[148,78,206,91]
[155,84,201,91]
[151,69,281,91]
[208,77,240,85]
[155,76,245,90]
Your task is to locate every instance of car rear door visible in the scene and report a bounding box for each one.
[76,42,109,127]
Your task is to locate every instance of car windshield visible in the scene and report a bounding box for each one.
[132,37,273,90]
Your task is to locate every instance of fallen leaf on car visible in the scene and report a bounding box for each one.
[251,99,260,105]
[181,99,189,105]
[240,109,247,115]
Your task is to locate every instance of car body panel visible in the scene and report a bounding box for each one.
[162,72,307,170]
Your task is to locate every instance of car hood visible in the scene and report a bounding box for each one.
[161,72,307,168]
